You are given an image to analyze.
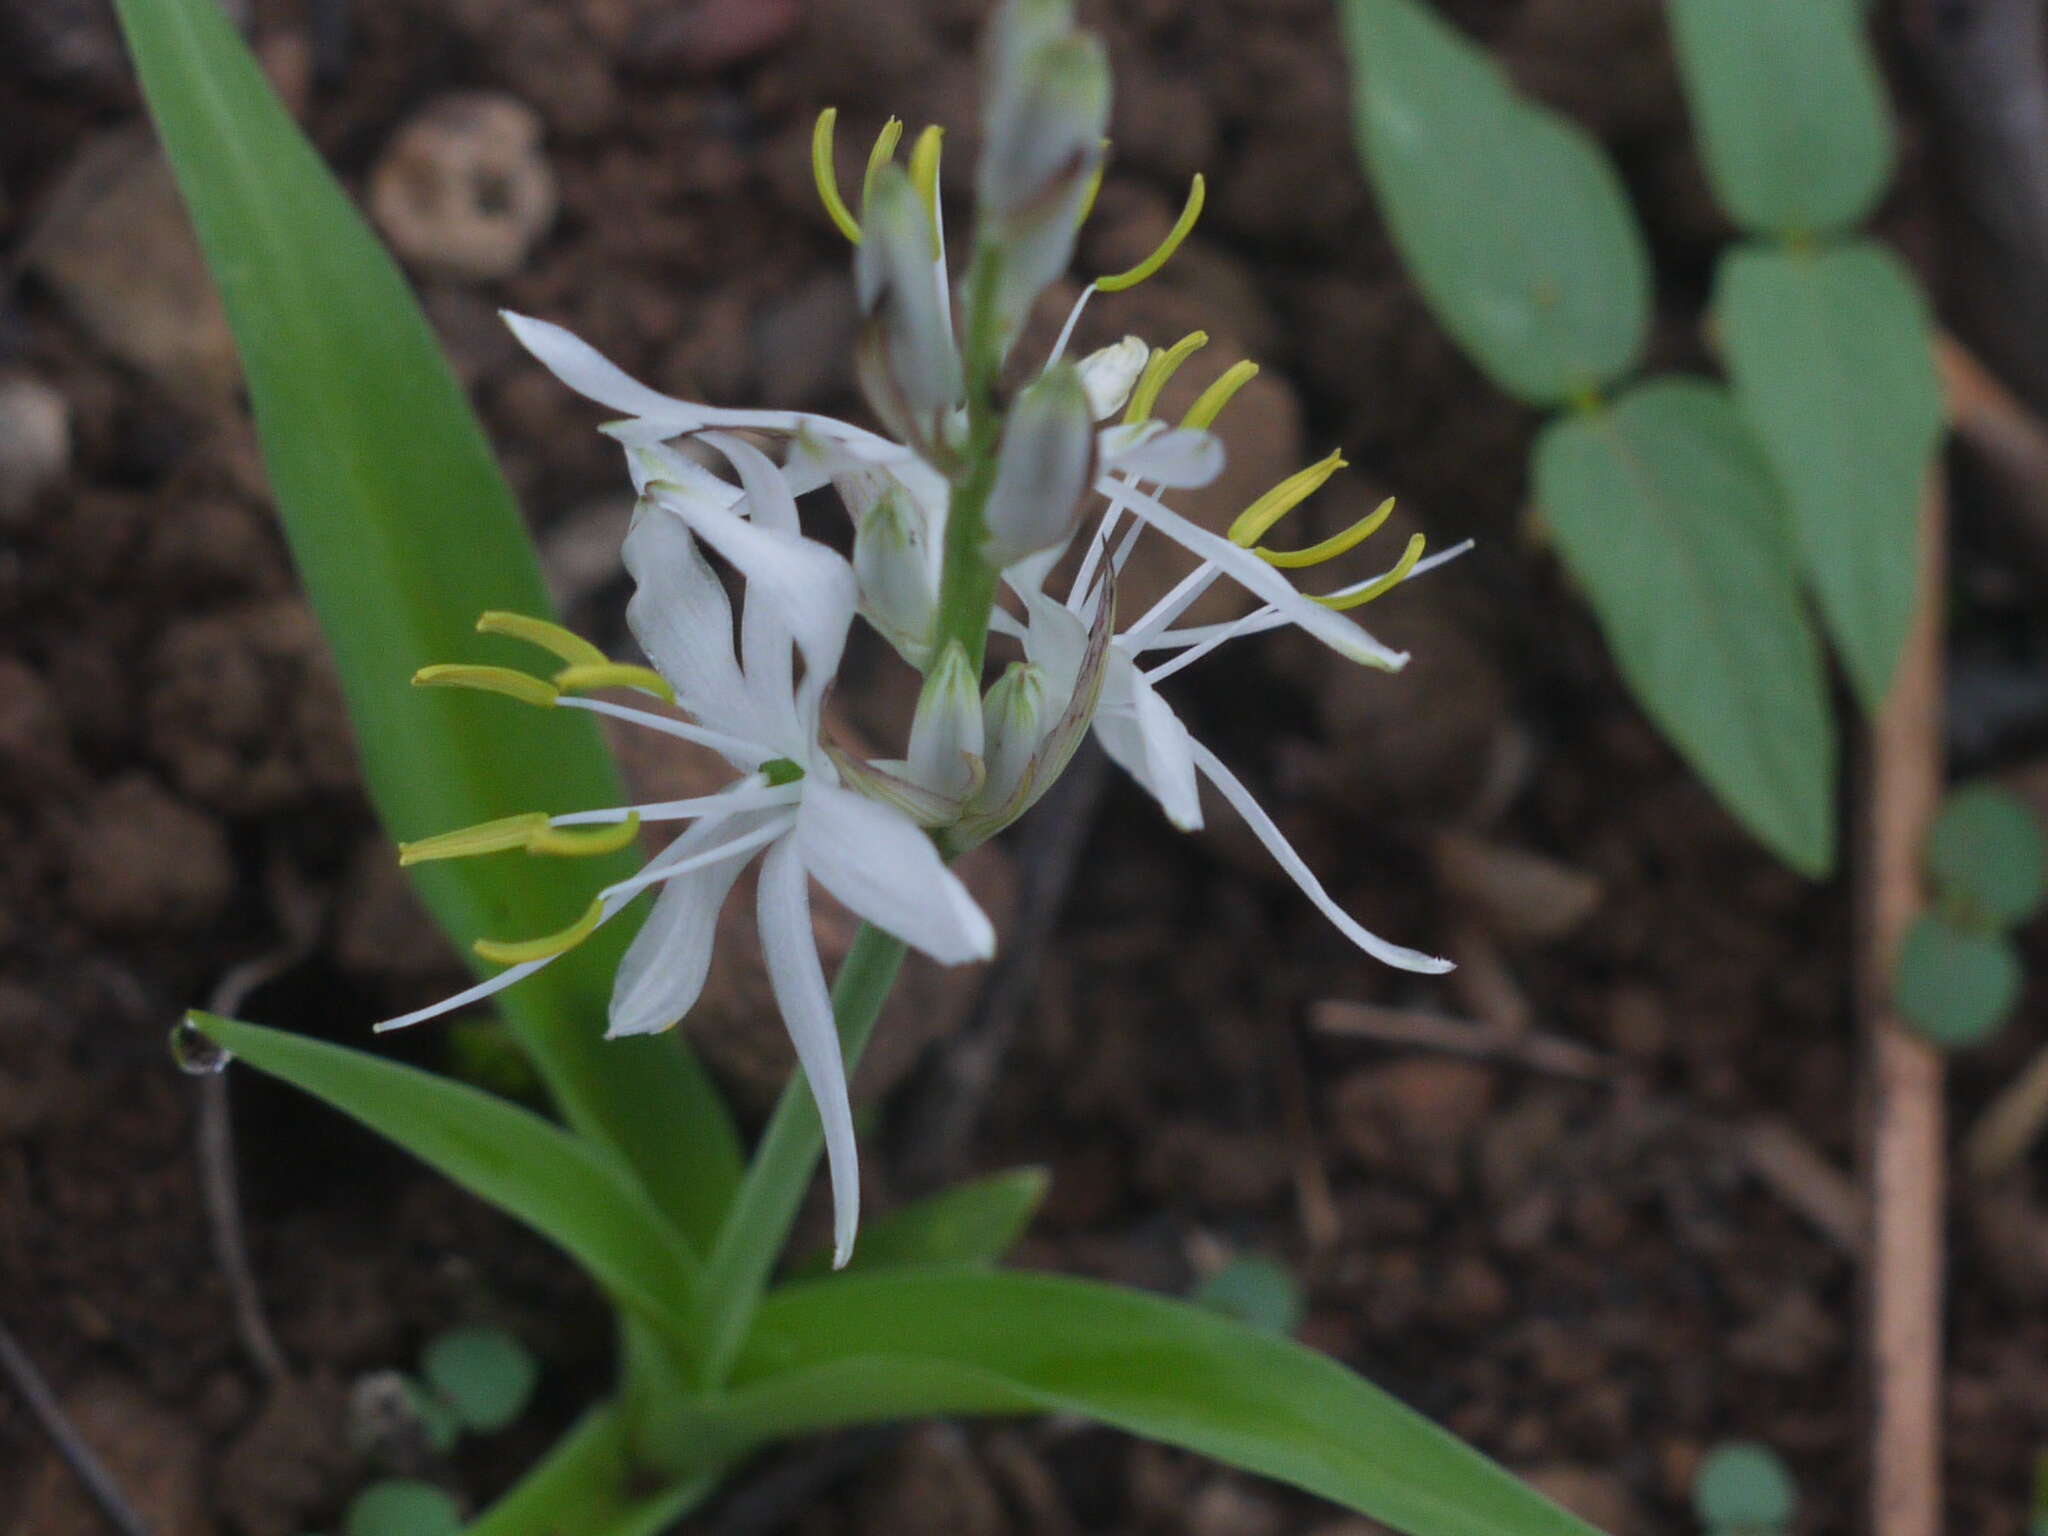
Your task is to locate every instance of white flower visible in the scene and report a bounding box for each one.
[383,437,992,1267]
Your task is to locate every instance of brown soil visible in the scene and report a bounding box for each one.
[3,0,2046,1532]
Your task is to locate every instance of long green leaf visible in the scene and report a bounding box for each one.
[1715,241,1943,713]
[724,1269,1604,1536]
[1532,378,1836,875]
[464,1405,723,1536]
[1340,0,1651,405]
[1665,0,1893,239]
[191,1014,700,1354]
[791,1167,1049,1278]
[110,0,742,1242]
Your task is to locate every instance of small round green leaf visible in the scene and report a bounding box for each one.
[344,1481,462,1536]
[1927,784,2046,928]
[1193,1255,1305,1338]
[421,1327,539,1435]
[1894,914,2022,1048]
[400,1376,462,1453]
[1693,1441,1797,1530]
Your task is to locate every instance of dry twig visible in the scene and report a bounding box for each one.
[1738,1117,1868,1258]
[0,1317,153,1536]
[1309,998,1616,1081]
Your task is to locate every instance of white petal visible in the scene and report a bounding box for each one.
[702,431,801,535]
[1076,336,1149,419]
[621,501,754,739]
[794,778,995,964]
[756,837,862,1267]
[503,312,700,424]
[606,810,770,1038]
[1188,739,1452,974]
[372,955,558,1034]
[1099,425,1225,488]
[1093,662,1203,830]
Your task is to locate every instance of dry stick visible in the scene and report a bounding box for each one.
[1859,479,1949,1536]
[1934,331,2048,576]
[1963,1040,2048,1179]
[1309,998,1618,1082]
[0,1317,153,1536]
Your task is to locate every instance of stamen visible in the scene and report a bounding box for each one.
[1096,173,1206,293]
[1180,360,1259,431]
[476,611,607,669]
[414,664,559,708]
[552,662,676,703]
[1313,532,1427,610]
[1256,495,1395,569]
[862,117,904,209]
[398,812,551,867]
[1124,331,1208,425]
[908,125,945,225]
[761,757,807,787]
[474,896,606,966]
[527,814,643,858]
[812,108,863,244]
[1228,449,1348,547]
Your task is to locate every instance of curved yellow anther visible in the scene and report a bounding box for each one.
[552,663,676,703]
[527,814,643,858]
[1257,495,1396,569]
[1313,532,1427,611]
[1124,331,1209,426]
[862,117,904,210]
[474,896,606,966]
[1076,137,1112,227]
[1096,173,1206,293]
[414,665,559,708]
[908,125,945,225]
[398,812,552,868]
[812,108,863,244]
[1229,450,1348,547]
[1179,359,1259,432]
[476,611,607,669]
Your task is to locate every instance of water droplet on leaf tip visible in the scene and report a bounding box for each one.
[169,1018,233,1075]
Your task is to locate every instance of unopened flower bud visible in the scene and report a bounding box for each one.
[852,488,938,665]
[978,660,1049,809]
[856,165,964,447]
[984,363,1096,567]
[1077,336,1149,420]
[908,640,987,803]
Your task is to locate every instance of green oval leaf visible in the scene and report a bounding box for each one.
[731,1269,1603,1536]
[1692,1440,1797,1530]
[1340,0,1651,405]
[1715,241,1944,714]
[345,1481,462,1536]
[1192,1254,1306,1338]
[1666,0,1893,238]
[422,1326,541,1435]
[1892,914,2022,1048]
[1927,783,2047,928]
[1532,378,1835,875]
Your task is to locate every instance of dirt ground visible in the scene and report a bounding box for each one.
[3,0,2047,1532]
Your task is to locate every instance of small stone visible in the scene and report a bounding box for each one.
[1333,1058,1498,1163]
[0,655,74,794]
[628,0,802,75]
[67,774,235,933]
[1518,1465,1644,1536]
[370,94,558,281]
[0,373,71,520]
[1188,1478,1286,1536]
[1431,831,1603,943]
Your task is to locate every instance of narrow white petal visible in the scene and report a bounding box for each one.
[703,431,801,535]
[502,312,700,423]
[1092,665,1203,831]
[794,779,995,964]
[550,782,803,826]
[606,811,772,1038]
[598,814,793,908]
[1099,424,1225,488]
[556,696,768,772]
[372,955,558,1033]
[620,501,755,737]
[756,838,862,1267]
[1188,740,1452,974]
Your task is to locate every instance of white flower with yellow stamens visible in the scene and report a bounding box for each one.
[384,454,993,1268]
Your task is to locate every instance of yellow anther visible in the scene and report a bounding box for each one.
[1256,495,1396,569]
[862,117,904,210]
[811,108,863,245]
[1124,331,1209,426]
[527,814,643,858]
[398,813,552,868]
[552,663,676,703]
[414,665,559,709]
[1076,137,1112,227]
[1179,359,1259,432]
[474,896,607,966]
[1096,174,1206,293]
[1313,532,1427,611]
[476,611,607,669]
[1228,450,1348,547]
[908,125,945,226]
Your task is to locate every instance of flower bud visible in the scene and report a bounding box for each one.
[856,164,964,447]
[984,363,1096,568]
[978,660,1050,810]
[1077,336,1149,420]
[852,486,938,665]
[908,640,987,803]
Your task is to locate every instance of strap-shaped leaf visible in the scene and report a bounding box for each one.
[1666,0,1893,239]
[1533,378,1836,876]
[792,1167,1049,1278]
[191,1014,701,1352]
[728,1269,1603,1536]
[110,0,743,1243]
[1340,0,1650,405]
[1715,241,1944,713]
